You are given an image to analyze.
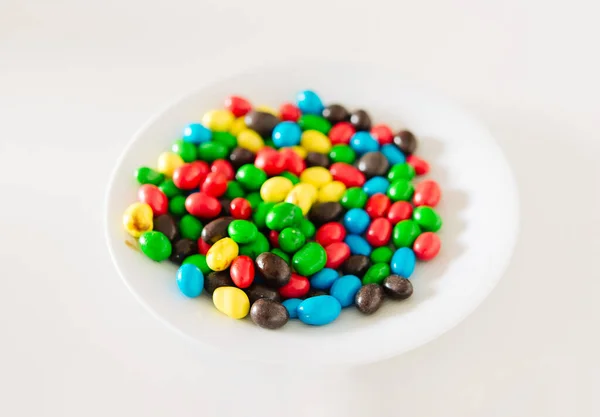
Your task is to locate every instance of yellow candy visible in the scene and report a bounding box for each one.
[300,130,332,153]
[202,109,235,132]
[230,117,247,136]
[237,129,265,153]
[317,181,347,203]
[157,151,184,177]
[255,105,278,117]
[291,146,307,159]
[285,183,318,215]
[122,202,153,238]
[300,166,333,189]
[213,287,250,319]
[206,237,239,271]
[260,176,294,203]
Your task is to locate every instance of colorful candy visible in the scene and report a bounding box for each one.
[122,90,444,330]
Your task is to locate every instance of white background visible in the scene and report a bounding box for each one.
[0,0,598,416]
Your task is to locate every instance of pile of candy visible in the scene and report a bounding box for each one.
[122,90,442,329]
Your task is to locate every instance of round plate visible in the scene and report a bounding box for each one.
[105,63,519,365]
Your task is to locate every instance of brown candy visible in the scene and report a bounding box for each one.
[305,288,328,299]
[308,202,343,226]
[201,216,234,244]
[255,252,291,287]
[250,299,289,329]
[204,270,234,294]
[153,214,179,241]
[322,104,350,124]
[305,152,330,168]
[245,283,282,304]
[244,111,280,138]
[169,239,198,265]
[393,130,418,155]
[356,152,389,178]
[229,147,255,169]
[341,255,371,278]
[355,284,385,314]
[349,109,372,131]
[382,275,413,300]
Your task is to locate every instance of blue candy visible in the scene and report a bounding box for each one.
[343,208,370,234]
[391,247,416,278]
[345,234,372,256]
[381,144,406,165]
[330,275,362,307]
[183,123,212,144]
[296,90,324,115]
[310,268,339,290]
[363,176,390,196]
[282,298,303,319]
[176,264,204,297]
[350,132,379,155]
[297,295,342,326]
[272,121,302,148]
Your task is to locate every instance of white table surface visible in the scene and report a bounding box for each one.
[1,1,598,416]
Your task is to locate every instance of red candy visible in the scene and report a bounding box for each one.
[230,197,252,220]
[201,172,228,197]
[365,193,391,218]
[211,159,234,181]
[413,180,441,207]
[329,163,365,187]
[172,161,209,190]
[279,148,305,176]
[230,255,255,288]
[185,192,221,218]
[387,201,413,224]
[279,273,310,299]
[224,95,252,117]
[370,124,393,145]
[198,238,211,255]
[413,232,441,261]
[137,184,168,216]
[268,230,280,248]
[366,218,392,247]
[328,122,355,145]
[324,242,351,269]
[255,147,285,176]
[279,103,301,122]
[406,155,430,176]
[315,222,346,247]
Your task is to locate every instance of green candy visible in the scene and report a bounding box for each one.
[135,167,164,186]
[329,145,356,164]
[179,215,203,240]
[280,171,300,185]
[198,142,229,162]
[169,195,187,217]
[225,181,245,199]
[265,202,303,231]
[387,179,415,202]
[292,242,327,276]
[387,163,415,182]
[370,246,394,264]
[298,115,332,134]
[245,192,263,210]
[253,202,275,229]
[158,179,182,198]
[362,263,391,285]
[239,232,270,259]
[271,248,290,264]
[278,227,306,253]
[298,218,316,239]
[413,206,442,232]
[228,219,258,244]
[183,254,211,275]
[392,220,421,247]
[236,164,267,191]
[264,139,276,148]
[340,187,368,209]
[139,231,172,262]
[171,139,198,163]
[212,131,237,150]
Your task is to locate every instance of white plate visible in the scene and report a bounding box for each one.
[105,63,519,365]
